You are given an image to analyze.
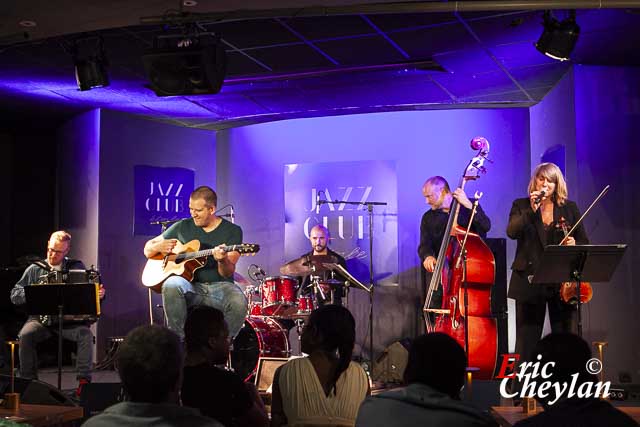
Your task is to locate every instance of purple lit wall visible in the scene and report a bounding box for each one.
[573,66,640,385]
[57,110,101,268]
[216,109,530,357]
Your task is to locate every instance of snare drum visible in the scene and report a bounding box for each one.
[261,276,299,316]
[231,316,290,382]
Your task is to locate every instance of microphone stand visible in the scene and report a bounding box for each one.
[318,198,387,373]
[147,219,183,325]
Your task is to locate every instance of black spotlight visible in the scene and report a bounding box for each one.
[535,10,580,61]
[73,37,110,91]
[142,34,226,97]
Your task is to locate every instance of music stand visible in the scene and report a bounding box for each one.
[531,244,627,336]
[25,284,100,390]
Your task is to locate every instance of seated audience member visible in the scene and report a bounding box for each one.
[83,325,221,427]
[271,305,370,427]
[355,333,497,427]
[513,333,638,427]
[181,305,268,427]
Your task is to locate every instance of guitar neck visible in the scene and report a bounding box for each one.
[178,245,240,261]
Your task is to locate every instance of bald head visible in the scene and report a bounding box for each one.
[309,225,330,254]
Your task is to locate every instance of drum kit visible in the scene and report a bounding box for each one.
[231,254,347,381]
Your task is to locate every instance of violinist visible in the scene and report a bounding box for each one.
[418,176,491,307]
[507,163,589,385]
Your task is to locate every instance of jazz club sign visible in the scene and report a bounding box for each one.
[133,165,194,236]
[284,160,398,286]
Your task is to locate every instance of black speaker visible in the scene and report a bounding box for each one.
[142,43,226,97]
[0,374,76,406]
[80,382,125,419]
[485,238,509,376]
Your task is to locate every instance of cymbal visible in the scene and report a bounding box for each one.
[279,254,337,276]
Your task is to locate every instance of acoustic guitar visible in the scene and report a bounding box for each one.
[142,240,260,292]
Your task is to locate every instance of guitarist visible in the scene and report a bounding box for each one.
[143,186,247,339]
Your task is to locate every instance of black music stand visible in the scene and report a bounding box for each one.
[25,284,100,390]
[531,244,627,336]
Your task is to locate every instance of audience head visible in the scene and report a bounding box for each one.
[184,305,229,364]
[117,325,183,403]
[301,305,356,393]
[403,333,467,399]
[535,332,597,387]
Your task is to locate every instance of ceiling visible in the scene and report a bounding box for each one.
[2,1,640,130]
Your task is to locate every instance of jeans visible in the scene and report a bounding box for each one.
[18,318,93,380]
[161,277,248,339]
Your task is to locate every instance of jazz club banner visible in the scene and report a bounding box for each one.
[133,165,195,236]
[284,160,398,286]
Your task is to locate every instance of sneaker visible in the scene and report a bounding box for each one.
[76,378,91,398]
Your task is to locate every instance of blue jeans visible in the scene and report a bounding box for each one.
[161,277,247,339]
[18,318,93,380]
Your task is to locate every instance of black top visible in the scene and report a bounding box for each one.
[181,363,253,427]
[417,201,491,263]
[506,198,589,302]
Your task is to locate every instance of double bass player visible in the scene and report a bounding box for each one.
[418,175,492,310]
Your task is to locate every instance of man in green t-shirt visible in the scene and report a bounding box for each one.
[144,186,247,338]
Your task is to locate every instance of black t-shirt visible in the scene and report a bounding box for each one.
[163,218,242,283]
[181,363,253,426]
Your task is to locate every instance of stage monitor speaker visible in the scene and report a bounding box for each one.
[80,382,125,420]
[255,357,288,394]
[0,374,76,406]
[485,238,508,376]
[372,339,410,383]
[142,43,226,97]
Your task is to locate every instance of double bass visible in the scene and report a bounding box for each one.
[423,137,497,380]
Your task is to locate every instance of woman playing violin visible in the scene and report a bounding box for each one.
[507,163,589,388]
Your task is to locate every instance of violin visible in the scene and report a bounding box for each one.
[556,217,593,304]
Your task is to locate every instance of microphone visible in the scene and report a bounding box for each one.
[316,192,320,214]
[230,205,235,224]
[258,267,266,277]
[534,188,547,204]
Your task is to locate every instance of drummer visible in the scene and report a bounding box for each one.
[297,225,347,306]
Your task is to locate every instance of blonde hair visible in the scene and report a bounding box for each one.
[528,163,568,206]
[50,230,71,243]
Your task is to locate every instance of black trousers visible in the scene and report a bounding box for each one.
[510,296,577,395]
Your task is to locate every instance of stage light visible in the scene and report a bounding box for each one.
[73,37,110,91]
[535,10,580,62]
[142,34,226,97]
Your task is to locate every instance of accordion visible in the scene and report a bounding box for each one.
[36,269,101,326]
